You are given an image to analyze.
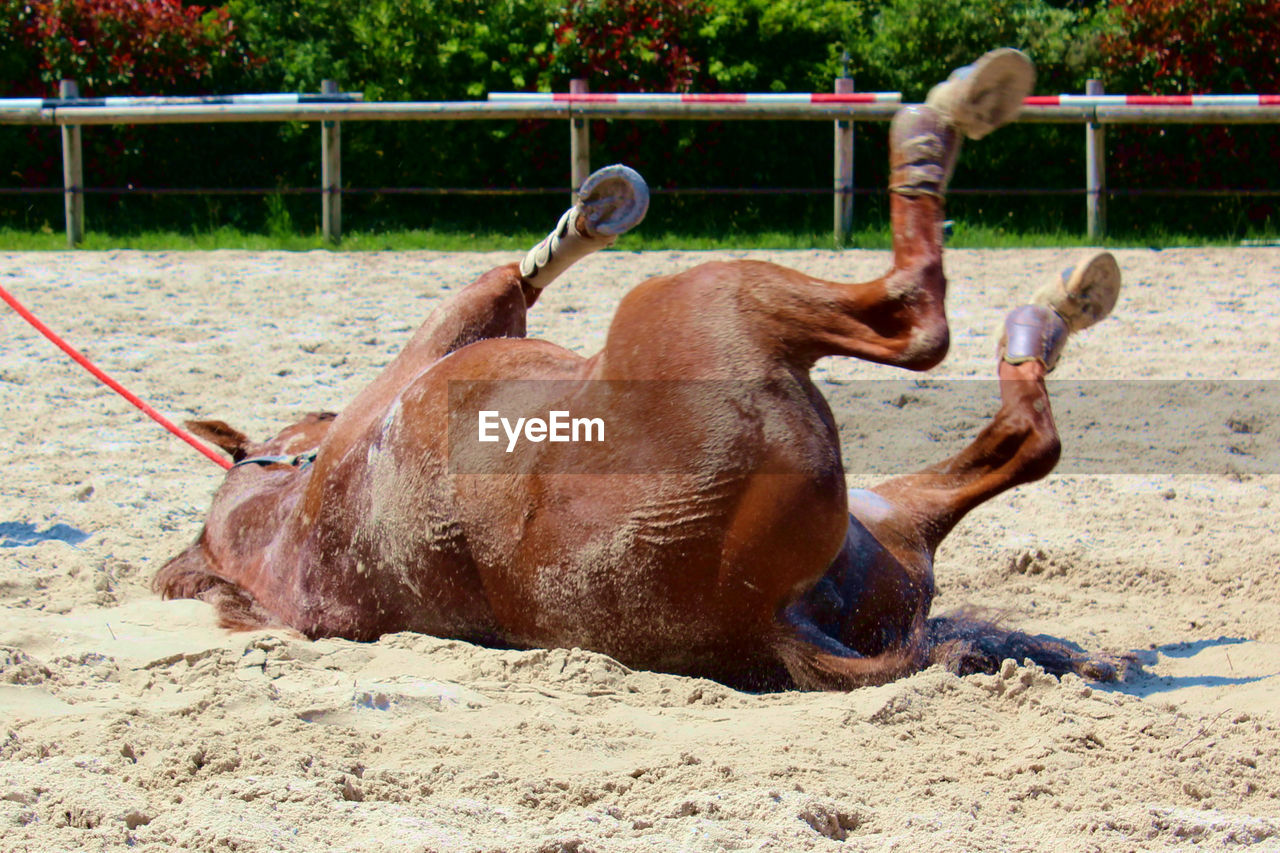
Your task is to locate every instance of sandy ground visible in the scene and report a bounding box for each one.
[1,247,1278,851]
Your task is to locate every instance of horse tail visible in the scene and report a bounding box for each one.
[926,608,1126,681]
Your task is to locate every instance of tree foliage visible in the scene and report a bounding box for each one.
[0,0,1275,236]
[1,0,252,96]
[853,0,1106,97]
[1100,0,1280,93]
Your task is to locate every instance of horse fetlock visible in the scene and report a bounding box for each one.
[520,164,650,288]
[519,207,613,287]
[1001,304,1069,371]
[888,107,959,198]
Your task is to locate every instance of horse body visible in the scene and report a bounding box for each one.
[159,57,1127,689]
[172,259,914,686]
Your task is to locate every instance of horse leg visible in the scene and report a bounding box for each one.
[156,167,649,630]
[872,250,1122,552]
[843,252,1124,680]
[318,165,650,456]
[398,164,650,370]
[769,50,1037,372]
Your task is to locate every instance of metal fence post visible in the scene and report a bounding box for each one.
[321,79,342,242]
[1086,79,1106,240]
[833,76,855,246]
[59,79,84,247]
[569,79,589,203]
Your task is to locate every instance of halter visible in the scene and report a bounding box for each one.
[231,450,319,470]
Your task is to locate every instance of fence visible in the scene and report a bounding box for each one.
[2,79,1279,247]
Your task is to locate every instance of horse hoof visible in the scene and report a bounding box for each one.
[925,48,1035,140]
[520,165,649,286]
[577,164,650,237]
[1032,250,1122,333]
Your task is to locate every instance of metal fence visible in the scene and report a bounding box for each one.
[2,79,1279,247]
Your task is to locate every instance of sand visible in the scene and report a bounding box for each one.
[1,247,1278,851]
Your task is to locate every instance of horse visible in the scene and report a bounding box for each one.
[156,49,1127,690]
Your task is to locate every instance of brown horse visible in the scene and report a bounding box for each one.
[157,51,1126,690]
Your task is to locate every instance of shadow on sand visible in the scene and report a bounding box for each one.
[1097,636,1273,698]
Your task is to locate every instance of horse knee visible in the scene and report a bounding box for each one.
[880,262,950,370]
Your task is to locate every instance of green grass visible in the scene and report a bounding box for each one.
[1,223,1276,252]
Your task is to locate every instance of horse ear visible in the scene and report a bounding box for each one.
[185,419,251,462]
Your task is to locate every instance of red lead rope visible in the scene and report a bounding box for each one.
[1,282,233,471]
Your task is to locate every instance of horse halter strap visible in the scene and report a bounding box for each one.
[232,450,319,470]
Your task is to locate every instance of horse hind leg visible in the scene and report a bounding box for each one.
[818,51,1033,371]
[872,250,1122,549]
[851,253,1123,680]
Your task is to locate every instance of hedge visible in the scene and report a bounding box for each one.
[1,0,1275,237]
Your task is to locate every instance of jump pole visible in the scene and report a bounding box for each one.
[833,76,855,245]
[1085,79,1106,240]
[569,79,590,204]
[60,80,84,247]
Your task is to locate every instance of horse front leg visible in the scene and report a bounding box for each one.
[862,253,1125,680]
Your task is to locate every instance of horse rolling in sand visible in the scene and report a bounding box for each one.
[157,50,1127,690]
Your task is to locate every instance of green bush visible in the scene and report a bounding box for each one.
[2,0,1274,238]
[1096,0,1280,235]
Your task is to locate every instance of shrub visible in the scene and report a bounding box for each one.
[11,0,253,97]
[854,0,1106,98]
[1100,0,1280,93]
[548,0,709,92]
[1096,0,1280,235]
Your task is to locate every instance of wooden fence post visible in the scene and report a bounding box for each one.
[569,79,589,204]
[60,79,84,247]
[833,76,855,246]
[321,79,342,243]
[1086,79,1106,240]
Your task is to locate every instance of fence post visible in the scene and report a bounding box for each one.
[569,79,590,203]
[833,76,855,246]
[1086,79,1106,240]
[321,79,342,243]
[60,79,84,247]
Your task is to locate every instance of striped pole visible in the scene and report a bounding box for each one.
[488,91,1280,107]
[1025,94,1280,107]
[2,92,365,109]
[488,92,902,104]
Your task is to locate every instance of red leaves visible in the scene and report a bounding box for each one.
[1099,0,1280,206]
[551,0,711,93]
[1101,0,1280,94]
[7,0,252,96]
